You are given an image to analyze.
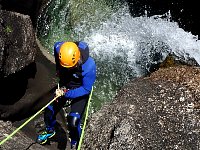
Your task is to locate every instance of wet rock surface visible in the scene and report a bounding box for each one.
[0,46,70,150]
[82,65,200,149]
[0,9,66,149]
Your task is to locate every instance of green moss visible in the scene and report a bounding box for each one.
[4,25,13,33]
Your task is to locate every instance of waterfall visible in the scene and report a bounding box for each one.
[37,1,200,112]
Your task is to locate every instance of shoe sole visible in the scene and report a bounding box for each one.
[39,139,47,145]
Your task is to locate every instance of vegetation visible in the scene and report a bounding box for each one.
[4,25,12,33]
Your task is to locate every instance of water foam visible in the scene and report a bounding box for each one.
[86,8,200,74]
[83,7,200,110]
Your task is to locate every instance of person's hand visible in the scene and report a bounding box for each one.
[60,86,68,93]
[54,86,68,99]
[55,88,65,97]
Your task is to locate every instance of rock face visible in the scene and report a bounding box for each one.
[82,65,200,149]
[0,121,48,150]
[0,10,37,77]
[0,9,58,150]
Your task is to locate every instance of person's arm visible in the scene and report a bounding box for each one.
[65,58,96,98]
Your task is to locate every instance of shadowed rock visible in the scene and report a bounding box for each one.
[0,0,49,27]
[147,53,199,74]
[82,65,200,149]
[0,10,57,120]
[0,9,62,150]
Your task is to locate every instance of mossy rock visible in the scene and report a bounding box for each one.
[159,54,176,68]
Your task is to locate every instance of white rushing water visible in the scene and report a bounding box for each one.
[82,7,200,111]
[85,7,200,73]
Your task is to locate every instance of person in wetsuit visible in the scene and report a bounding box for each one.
[37,41,96,149]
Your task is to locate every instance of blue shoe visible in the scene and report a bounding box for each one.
[36,129,56,144]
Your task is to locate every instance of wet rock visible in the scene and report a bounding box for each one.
[0,50,57,121]
[0,10,44,120]
[146,52,199,75]
[161,53,199,67]
[0,10,37,77]
[82,65,200,149]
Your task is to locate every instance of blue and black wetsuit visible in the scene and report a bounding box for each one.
[44,41,96,144]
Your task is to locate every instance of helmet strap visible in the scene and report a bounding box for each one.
[78,59,82,65]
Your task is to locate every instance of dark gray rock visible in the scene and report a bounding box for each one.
[0,10,46,121]
[82,66,200,149]
[0,120,49,150]
[0,10,37,78]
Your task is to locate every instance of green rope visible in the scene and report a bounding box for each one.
[77,86,93,150]
[0,95,60,146]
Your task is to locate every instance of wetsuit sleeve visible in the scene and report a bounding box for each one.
[65,58,96,99]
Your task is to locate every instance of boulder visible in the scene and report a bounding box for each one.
[82,65,200,149]
[0,10,37,77]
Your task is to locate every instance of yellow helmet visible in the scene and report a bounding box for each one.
[59,42,80,68]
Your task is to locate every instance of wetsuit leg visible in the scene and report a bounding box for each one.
[67,95,89,144]
[44,96,68,130]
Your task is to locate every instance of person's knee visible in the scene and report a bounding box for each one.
[67,112,80,128]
